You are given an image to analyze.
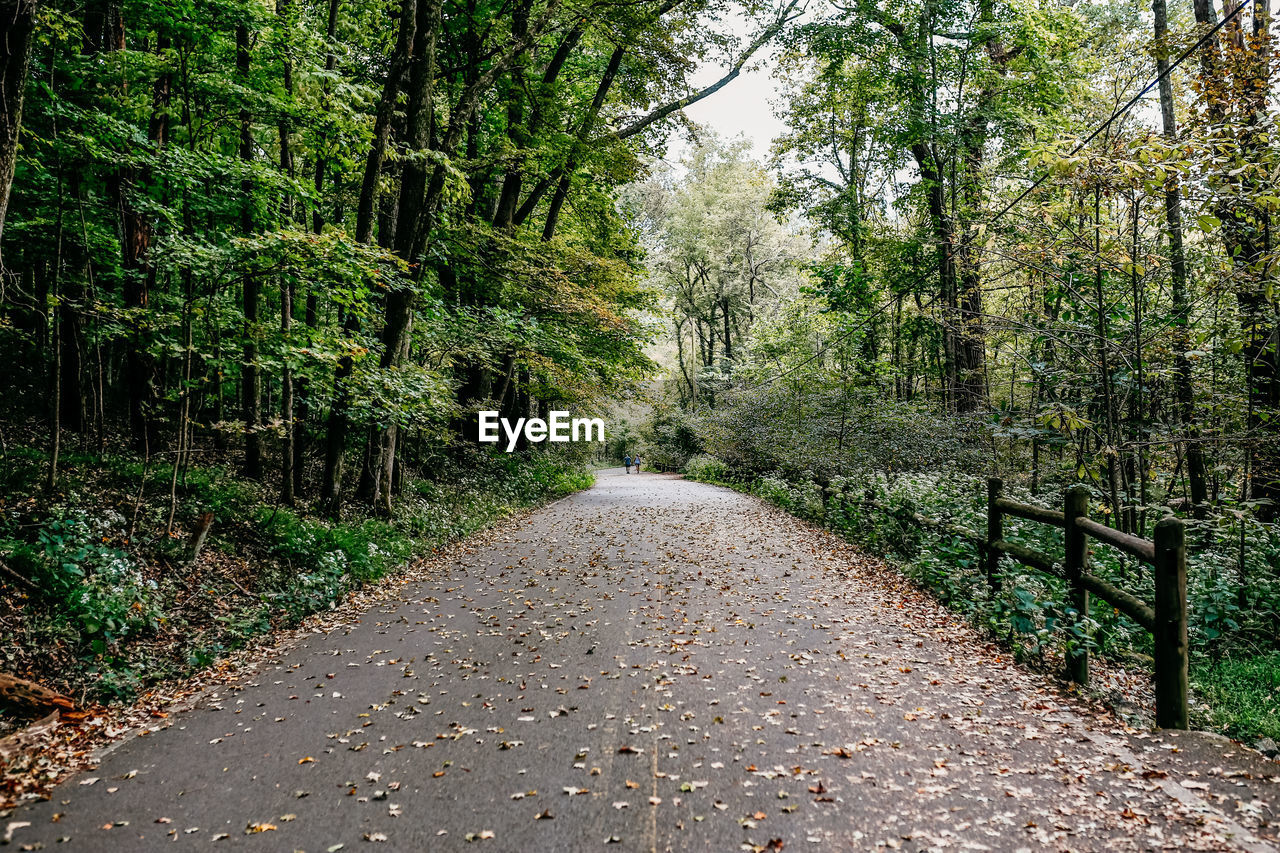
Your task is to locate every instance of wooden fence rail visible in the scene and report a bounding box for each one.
[854,477,1188,730]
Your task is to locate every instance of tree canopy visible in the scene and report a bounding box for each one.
[0,0,800,515]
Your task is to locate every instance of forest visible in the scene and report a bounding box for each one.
[0,0,1277,763]
[627,1,1280,742]
[0,0,792,718]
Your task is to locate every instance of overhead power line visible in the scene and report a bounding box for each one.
[988,0,1248,223]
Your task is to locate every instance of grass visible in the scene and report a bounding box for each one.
[1193,653,1280,743]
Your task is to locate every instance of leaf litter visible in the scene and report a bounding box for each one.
[3,473,1277,851]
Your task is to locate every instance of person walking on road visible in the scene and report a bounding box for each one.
[624,454,632,474]
[633,454,642,473]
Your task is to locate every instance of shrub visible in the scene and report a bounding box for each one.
[698,388,990,481]
[641,409,702,472]
[684,454,731,483]
[0,446,595,705]
[28,513,160,653]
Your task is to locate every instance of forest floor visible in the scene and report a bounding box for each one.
[4,471,1279,851]
[0,444,591,734]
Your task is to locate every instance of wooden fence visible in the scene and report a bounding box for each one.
[860,478,1188,730]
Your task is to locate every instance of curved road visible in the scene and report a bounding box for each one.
[9,471,1279,851]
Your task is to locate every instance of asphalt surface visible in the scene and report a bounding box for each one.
[8,471,1280,851]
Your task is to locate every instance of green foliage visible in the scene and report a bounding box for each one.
[175,468,261,523]
[623,138,808,408]
[696,380,990,482]
[0,447,592,704]
[1,0,761,533]
[685,453,1280,740]
[752,474,825,523]
[638,409,702,472]
[683,454,732,484]
[1193,654,1280,742]
[26,513,160,653]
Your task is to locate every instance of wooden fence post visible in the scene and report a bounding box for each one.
[1063,485,1091,686]
[1153,517,1189,729]
[985,477,1003,594]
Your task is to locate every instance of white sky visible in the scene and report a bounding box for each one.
[662,12,790,165]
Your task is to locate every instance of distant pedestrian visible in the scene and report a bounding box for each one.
[633,455,642,473]
[624,454,632,473]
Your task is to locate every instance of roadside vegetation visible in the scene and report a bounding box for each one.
[627,3,1280,746]
[0,443,591,714]
[682,437,1280,743]
[0,0,783,734]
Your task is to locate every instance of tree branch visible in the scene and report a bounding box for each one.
[612,0,800,140]
[0,556,38,594]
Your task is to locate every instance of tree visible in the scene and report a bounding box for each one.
[628,139,804,407]
[0,0,35,259]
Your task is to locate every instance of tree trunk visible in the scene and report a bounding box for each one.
[122,36,172,453]
[81,0,123,55]
[278,0,296,504]
[1153,0,1208,516]
[59,175,85,434]
[1191,0,1278,519]
[237,23,263,480]
[294,0,341,498]
[321,0,418,515]
[0,672,75,713]
[0,0,35,261]
[353,0,418,245]
[541,45,625,241]
[280,280,294,504]
[954,125,987,412]
[491,0,533,229]
[721,296,732,366]
[370,0,441,515]
[912,143,960,410]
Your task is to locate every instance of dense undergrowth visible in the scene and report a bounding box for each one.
[0,446,592,711]
[683,454,1280,743]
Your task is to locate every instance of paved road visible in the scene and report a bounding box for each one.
[8,472,1279,851]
